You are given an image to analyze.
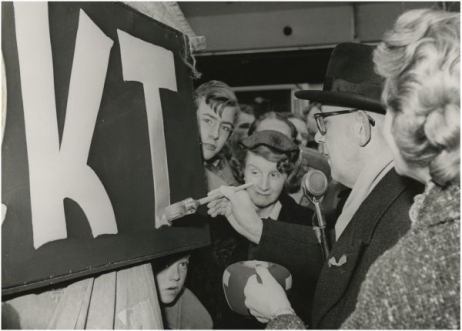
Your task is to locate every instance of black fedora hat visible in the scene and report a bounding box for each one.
[295,43,385,114]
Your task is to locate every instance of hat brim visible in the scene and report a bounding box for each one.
[295,90,385,114]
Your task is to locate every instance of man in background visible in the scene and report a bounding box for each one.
[229,103,255,146]
[303,102,322,149]
[285,113,310,148]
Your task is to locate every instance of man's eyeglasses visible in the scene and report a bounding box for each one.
[314,109,375,135]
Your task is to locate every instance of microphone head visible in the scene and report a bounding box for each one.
[303,169,328,197]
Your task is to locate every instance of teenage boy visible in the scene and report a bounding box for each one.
[194,80,241,190]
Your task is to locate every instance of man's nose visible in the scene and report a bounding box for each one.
[315,131,324,144]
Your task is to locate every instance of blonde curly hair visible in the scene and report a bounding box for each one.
[374,9,460,186]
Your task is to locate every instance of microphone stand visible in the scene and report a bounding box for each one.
[305,194,330,262]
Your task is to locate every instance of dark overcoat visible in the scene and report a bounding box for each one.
[251,192,319,323]
[254,169,423,328]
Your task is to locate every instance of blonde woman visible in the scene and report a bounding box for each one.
[343,9,460,329]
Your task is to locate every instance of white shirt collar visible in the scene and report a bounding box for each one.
[268,201,282,220]
[258,200,282,220]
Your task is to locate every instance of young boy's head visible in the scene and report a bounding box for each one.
[153,253,191,305]
[194,81,240,162]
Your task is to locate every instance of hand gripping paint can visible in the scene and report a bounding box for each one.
[222,260,292,316]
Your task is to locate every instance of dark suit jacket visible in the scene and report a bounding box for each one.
[278,192,315,226]
[252,169,423,328]
[251,194,323,325]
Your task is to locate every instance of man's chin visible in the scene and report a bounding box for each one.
[331,172,349,188]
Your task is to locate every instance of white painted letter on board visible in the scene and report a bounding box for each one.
[118,29,177,229]
[14,3,118,248]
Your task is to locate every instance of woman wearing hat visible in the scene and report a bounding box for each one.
[228,129,315,228]
[342,9,460,328]
[208,129,324,323]
[247,111,339,230]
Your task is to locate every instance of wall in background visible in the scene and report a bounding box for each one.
[180,2,454,54]
[185,2,459,115]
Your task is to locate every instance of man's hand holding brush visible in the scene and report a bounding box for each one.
[159,182,255,228]
[207,185,263,244]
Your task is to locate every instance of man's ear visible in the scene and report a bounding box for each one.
[355,110,371,147]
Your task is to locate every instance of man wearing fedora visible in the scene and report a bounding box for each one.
[209,43,423,328]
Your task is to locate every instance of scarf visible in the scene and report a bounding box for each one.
[335,150,394,241]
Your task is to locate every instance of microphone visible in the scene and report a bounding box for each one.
[302,169,330,261]
[303,169,328,197]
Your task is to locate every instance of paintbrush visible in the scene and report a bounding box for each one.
[157,182,254,228]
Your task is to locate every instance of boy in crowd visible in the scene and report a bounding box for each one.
[153,252,212,329]
[194,80,241,190]
[189,81,250,328]
[229,103,256,147]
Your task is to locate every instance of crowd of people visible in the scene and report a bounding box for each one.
[153,8,460,329]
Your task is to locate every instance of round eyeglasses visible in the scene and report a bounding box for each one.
[314,109,375,135]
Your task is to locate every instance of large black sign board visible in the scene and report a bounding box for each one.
[2,2,209,296]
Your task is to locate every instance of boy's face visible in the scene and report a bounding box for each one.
[155,256,190,304]
[197,98,236,161]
